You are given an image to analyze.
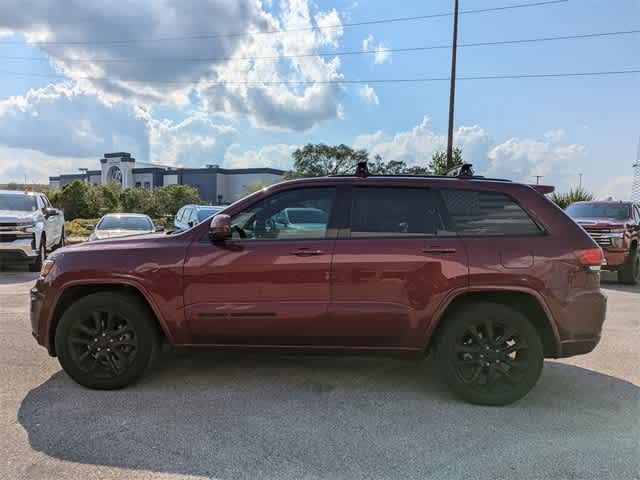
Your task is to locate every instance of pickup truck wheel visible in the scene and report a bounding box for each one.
[55,292,158,389]
[436,303,544,406]
[28,235,45,272]
[617,248,639,285]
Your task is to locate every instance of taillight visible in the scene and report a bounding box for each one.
[575,248,604,271]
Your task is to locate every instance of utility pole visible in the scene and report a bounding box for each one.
[446,0,459,170]
[533,175,543,185]
[578,173,583,189]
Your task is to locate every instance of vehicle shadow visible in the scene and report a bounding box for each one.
[18,352,640,480]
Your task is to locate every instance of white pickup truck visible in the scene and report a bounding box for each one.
[0,190,65,271]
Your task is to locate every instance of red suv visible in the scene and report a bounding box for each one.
[30,171,607,405]
[566,201,640,285]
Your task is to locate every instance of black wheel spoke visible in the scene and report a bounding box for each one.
[74,324,97,337]
[494,326,516,346]
[90,311,101,331]
[495,365,518,385]
[455,358,481,366]
[483,319,494,343]
[455,344,478,354]
[466,325,483,343]
[70,336,90,346]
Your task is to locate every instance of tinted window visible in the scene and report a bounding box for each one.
[197,207,223,222]
[97,216,153,231]
[440,189,541,236]
[566,203,631,220]
[175,207,185,222]
[0,193,37,211]
[286,208,329,224]
[350,187,445,238]
[231,188,335,241]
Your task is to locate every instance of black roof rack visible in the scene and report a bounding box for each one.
[328,161,512,183]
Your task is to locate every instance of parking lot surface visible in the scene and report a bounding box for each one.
[0,270,638,480]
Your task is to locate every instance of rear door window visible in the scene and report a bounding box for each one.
[439,189,542,237]
[350,187,446,238]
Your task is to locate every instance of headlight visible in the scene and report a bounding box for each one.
[611,236,625,248]
[40,259,55,278]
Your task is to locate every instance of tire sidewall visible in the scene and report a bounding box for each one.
[55,292,157,389]
[436,302,544,406]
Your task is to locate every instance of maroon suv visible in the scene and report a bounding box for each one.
[30,171,607,405]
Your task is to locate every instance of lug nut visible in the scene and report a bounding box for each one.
[93,338,98,342]
[97,347,101,351]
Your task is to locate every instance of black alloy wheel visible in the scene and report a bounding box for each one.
[55,292,159,389]
[436,302,544,406]
[618,248,639,285]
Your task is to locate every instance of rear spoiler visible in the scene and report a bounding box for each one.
[530,184,554,194]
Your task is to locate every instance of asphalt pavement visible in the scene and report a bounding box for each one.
[0,269,638,480]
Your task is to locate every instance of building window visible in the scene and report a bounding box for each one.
[135,182,141,188]
[144,182,151,190]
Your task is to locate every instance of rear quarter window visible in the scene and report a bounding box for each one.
[440,189,542,237]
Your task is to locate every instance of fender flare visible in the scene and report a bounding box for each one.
[423,285,561,353]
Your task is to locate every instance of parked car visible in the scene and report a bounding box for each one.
[31,167,607,405]
[88,213,159,241]
[173,204,224,230]
[0,189,64,271]
[566,201,639,284]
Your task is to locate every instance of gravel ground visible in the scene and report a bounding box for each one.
[0,269,638,480]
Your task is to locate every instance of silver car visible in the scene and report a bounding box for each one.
[89,213,159,241]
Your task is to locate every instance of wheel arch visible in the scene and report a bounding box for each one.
[48,281,169,356]
[427,288,560,358]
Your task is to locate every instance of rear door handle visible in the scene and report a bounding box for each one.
[422,247,457,254]
[291,248,325,257]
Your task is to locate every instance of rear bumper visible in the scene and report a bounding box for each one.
[552,290,607,358]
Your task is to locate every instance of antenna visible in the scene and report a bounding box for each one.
[632,136,640,204]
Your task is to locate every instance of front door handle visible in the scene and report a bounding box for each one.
[422,247,457,254]
[291,248,325,257]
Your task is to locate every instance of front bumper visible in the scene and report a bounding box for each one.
[0,238,38,262]
[602,249,629,268]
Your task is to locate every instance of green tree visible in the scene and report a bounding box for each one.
[50,180,93,220]
[285,143,369,179]
[120,187,157,216]
[550,187,595,209]
[428,147,463,175]
[87,183,122,216]
[153,184,201,216]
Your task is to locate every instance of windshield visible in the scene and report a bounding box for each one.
[97,216,153,231]
[197,207,223,222]
[0,193,37,212]
[566,203,630,220]
[287,208,328,224]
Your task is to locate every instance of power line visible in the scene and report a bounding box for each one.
[0,0,568,46]
[1,30,636,64]
[0,68,637,85]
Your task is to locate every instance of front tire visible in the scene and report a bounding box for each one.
[28,234,45,272]
[436,302,544,406]
[618,248,639,285]
[55,292,159,389]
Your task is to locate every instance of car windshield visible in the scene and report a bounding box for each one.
[97,216,153,231]
[566,203,630,220]
[197,207,223,222]
[287,208,328,224]
[0,193,37,212]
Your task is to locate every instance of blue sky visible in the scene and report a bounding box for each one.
[0,0,638,198]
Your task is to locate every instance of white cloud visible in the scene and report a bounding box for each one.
[543,129,566,141]
[358,84,379,106]
[224,143,298,170]
[0,83,149,160]
[362,34,391,64]
[149,115,238,168]
[0,145,94,184]
[596,176,633,201]
[0,0,346,131]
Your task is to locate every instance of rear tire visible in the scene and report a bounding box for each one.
[618,248,639,285]
[55,292,159,389]
[435,302,544,406]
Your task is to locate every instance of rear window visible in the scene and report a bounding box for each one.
[440,189,542,237]
[197,207,223,222]
[98,216,153,231]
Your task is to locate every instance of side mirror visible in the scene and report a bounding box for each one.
[43,207,59,218]
[209,214,232,243]
[188,221,194,228]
